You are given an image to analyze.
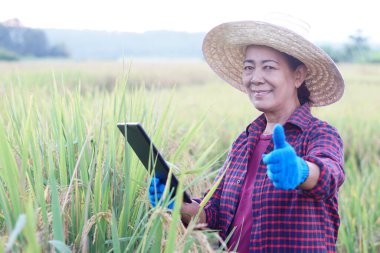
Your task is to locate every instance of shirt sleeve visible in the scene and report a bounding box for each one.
[301,123,345,200]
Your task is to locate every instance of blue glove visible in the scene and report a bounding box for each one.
[148,177,174,209]
[263,124,309,190]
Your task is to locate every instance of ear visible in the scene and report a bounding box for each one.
[294,64,308,88]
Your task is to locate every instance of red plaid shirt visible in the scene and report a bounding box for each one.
[200,103,345,252]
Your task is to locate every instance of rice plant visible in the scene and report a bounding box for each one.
[0,60,379,252]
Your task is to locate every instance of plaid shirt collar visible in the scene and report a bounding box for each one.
[246,103,312,136]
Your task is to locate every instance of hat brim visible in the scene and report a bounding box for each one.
[202,21,344,106]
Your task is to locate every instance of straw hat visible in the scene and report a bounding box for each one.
[202,14,345,106]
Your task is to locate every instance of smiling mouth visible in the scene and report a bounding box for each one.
[252,90,272,95]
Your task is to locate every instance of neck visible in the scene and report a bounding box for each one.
[263,101,300,135]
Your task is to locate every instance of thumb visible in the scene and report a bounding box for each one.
[273,124,287,149]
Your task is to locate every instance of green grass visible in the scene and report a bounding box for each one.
[0,60,379,252]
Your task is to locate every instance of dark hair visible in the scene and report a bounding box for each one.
[283,53,310,105]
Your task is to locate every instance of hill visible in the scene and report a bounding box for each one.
[44,29,205,60]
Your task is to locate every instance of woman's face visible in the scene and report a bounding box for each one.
[242,45,306,113]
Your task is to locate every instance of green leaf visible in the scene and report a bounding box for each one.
[5,214,26,252]
[163,171,184,253]
[48,151,65,242]
[48,240,72,253]
[111,210,121,253]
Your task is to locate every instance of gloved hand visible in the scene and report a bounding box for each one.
[148,177,174,209]
[263,124,309,190]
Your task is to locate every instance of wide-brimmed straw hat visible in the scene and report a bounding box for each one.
[202,14,345,106]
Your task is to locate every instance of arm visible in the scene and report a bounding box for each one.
[301,123,345,200]
[299,161,320,190]
[263,124,344,198]
[180,201,206,226]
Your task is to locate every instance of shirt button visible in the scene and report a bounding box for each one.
[237,180,241,184]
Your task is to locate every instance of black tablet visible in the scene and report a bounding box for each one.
[117,123,192,203]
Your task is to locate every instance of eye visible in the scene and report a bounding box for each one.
[243,65,254,71]
[263,65,275,70]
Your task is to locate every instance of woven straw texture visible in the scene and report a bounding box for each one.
[202,21,345,106]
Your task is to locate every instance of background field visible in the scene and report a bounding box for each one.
[0,60,379,252]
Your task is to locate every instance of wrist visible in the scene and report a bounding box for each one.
[180,201,206,225]
[299,161,321,190]
[298,157,310,184]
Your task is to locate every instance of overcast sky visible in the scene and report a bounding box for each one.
[1,0,379,43]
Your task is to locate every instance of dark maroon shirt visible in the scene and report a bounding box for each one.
[228,134,271,252]
[198,103,345,252]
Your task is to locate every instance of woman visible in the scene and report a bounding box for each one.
[150,17,345,252]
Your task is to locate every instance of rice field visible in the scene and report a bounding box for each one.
[0,59,379,252]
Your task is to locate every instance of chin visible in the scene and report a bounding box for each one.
[251,99,271,113]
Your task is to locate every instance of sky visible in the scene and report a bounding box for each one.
[1,0,379,44]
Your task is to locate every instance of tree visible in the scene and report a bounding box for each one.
[320,44,345,63]
[0,47,19,61]
[48,43,69,57]
[20,28,49,56]
[0,22,69,59]
[344,29,370,62]
[0,25,13,50]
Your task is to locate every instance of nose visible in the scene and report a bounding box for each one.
[245,69,264,92]
[250,69,264,85]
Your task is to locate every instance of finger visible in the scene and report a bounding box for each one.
[151,177,159,187]
[266,161,281,173]
[158,184,165,193]
[270,170,281,182]
[273,124,287,149]
[150,178,162,193]
[168,201,174,210]
[267,167,275,181]
[262,153,279,164]
[149,185,155,194]
[273,181,281,189]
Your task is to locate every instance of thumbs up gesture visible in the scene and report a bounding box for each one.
[263,124,309,190]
